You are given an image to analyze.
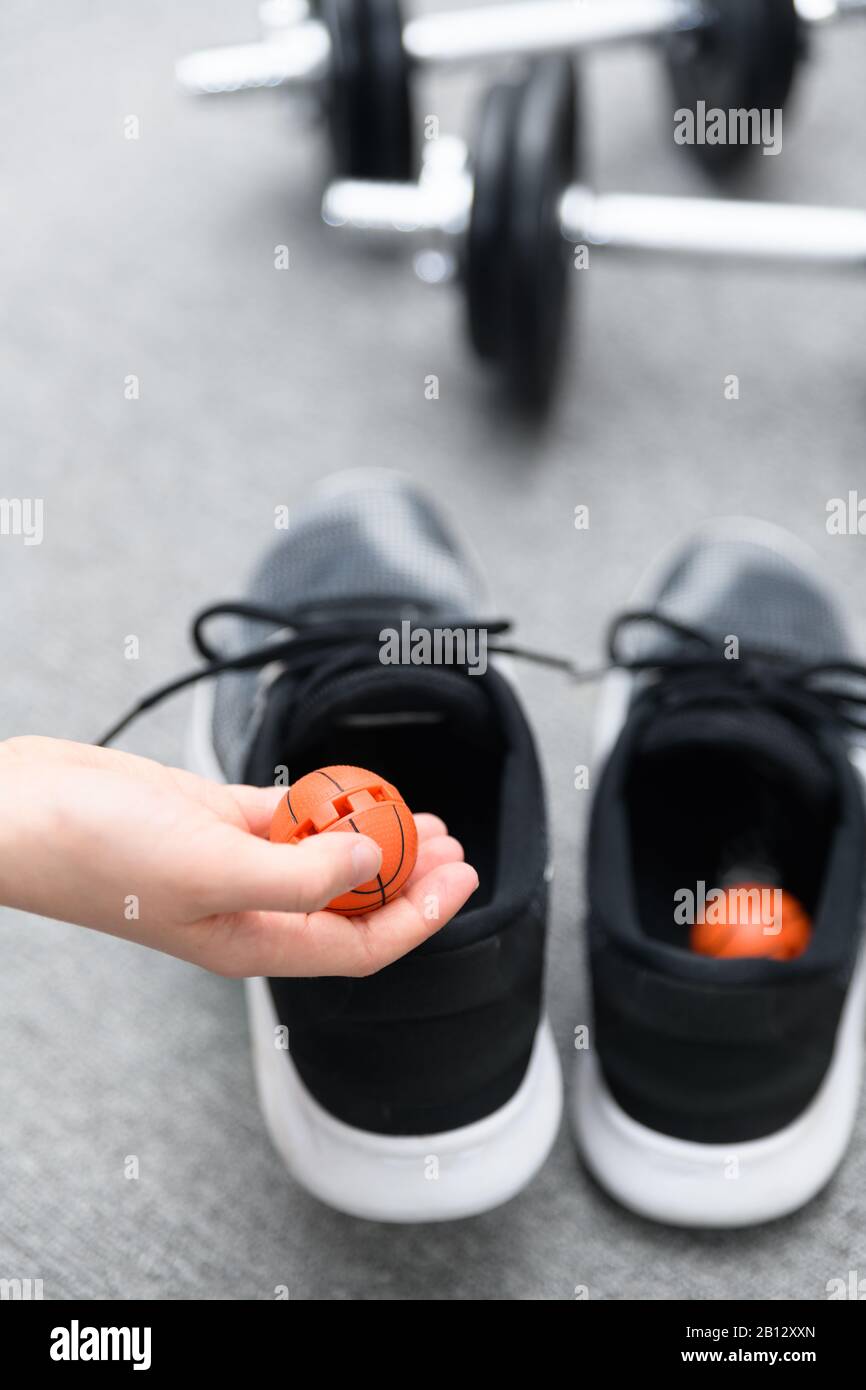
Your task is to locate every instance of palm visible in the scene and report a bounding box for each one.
[0,737,476,978]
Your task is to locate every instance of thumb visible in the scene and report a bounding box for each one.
[196,826,384,916]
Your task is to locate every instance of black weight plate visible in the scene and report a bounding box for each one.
[503,57,578,414]
[322,0,413,180]
[465,79,522,362]
[666,0,802,175]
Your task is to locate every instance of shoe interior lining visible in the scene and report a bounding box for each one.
[625,745,836,950]
[294,718,501,911]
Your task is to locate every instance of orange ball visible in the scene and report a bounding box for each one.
[690,883,812,961]
[269,765,418,915]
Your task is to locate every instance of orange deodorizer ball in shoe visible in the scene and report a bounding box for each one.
[269,765,418,915]
[690,883,812,961]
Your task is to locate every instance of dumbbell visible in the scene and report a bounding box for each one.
[176,0,866,182]
[321,55,866,413]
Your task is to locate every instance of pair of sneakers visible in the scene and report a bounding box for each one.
[185,471,866,1228]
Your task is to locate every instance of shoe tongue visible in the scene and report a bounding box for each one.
[637,703,835,811]
[285,660,495,754]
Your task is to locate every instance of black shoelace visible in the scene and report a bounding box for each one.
[96,602,866,748]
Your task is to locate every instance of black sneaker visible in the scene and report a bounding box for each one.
[190,470,562,1221]
[574,520,866,1227]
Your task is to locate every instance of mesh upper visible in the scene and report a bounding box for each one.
[210,471,485,780]
[625,527,850,667]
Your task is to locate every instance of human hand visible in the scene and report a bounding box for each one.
[0,737,478,977]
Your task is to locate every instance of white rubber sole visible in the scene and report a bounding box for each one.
[575,518,866,1227]
[248,976,563,1222]
[189,676,563,1223]
[574,946,866,1228]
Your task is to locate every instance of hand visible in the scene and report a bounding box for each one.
[0,737,479,978]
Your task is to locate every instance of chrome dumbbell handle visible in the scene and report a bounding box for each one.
[560,187,866,265]
[176,19,329,96]
[406,0,866,64]
[798,0,866,20]
[323,138,473,281]
[323,147,866,269]
[323,139,473,233]
[405,0,866,67]
[403,0,702,68]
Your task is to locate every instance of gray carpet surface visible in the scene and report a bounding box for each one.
[2,0,866,1300]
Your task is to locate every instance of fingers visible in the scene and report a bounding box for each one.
[414,812,448,842]
[309,860,480,975]
[226,783,286,835]
[410,834,464,881]
[190,824,384,917]
[228,859,480,978]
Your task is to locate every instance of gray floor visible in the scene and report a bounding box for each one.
[2,0,866,1301]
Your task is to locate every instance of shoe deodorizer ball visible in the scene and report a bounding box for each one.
[690,883,812,961]
[269,766,418,915]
